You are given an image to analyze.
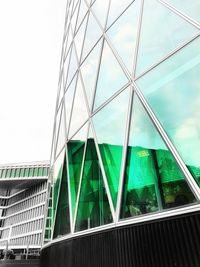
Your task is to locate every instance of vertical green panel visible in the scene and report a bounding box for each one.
[20,168,25,177]
[33,168,38,177]
[6,169,11,178]
[75,136,112,232]
[1,170,6,178]
[24,168,29,177]
[53,157,70,238]
[15,168,20,177]
[93,89,130,207]
[0,170,2,178]
[67,124,88,219]
[28,168,33,177]
[10,169,15,177]
[136,0,199,76]
[38,167,43,176]
[43,167,48,176]
[120,96,196,219]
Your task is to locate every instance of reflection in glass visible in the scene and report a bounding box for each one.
[91,0,110,29]
[120,96,196,219]
[94,41,128,109]
[136,0,199,76]
[81,40,102,109]
[68,76,89,138]
[53,156,70,238]
[107,0,134,28]
[67,123,88,219]
[107,0,140,72]
[137,37,200,186]
[81,11,102,60]
[93,88,130,207]
[165,0,200,24]
[75,135,112,232]
[55,103,66,157]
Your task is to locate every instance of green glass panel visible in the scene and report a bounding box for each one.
[38,167,43,176]
[68,75,89,138]
[43,167,48,176]
[67,123,88,219]
[137,37,200,186]
[94,41,128,109]
[33,168,38,177]
[0,169,3,178]
[24,168,29,177]
[93,88,130,207]
[52,150,65,223]
[80,40,102,108]
[6,169,11,178]
[75,134,112,232]
[81,10,102,60]
[20,168,25,177]
[120,96,197,219]
[107,0,134,28]
[91,0,110,28]
[10,169,15,178]
[28,168,33,177]
[107,0,140,72]
[166,0,200,24]
[53,157,70,238]
[1,170,6,178]
[15,169,20,177]
[136,0,199,76]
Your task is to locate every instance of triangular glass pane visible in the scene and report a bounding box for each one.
[80,40,102,109]
[136,0,199,76]
[63,44,72,88]
[66,43,78,87]
[107,0,134,28]
[74,15,87,63]
[76,0,88,33]
[93,88,130,208]
[53,156,70,238]
[91,0,110,29]
[68,75,89,138]
[75,128,112,231]
[107,0,140,72]
[65,74,78,138]
[165,0,200,24]
[120,96,197,219]
[94,41,128,109]
[55,102,66,157]
[63,27,73,63]
[136,36,200,186]
[52,149,65,223]
[81,11,103,60]
[67,123,88,219]
[71,1,80,35]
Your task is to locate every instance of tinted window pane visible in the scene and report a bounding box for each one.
[120,96,196,219]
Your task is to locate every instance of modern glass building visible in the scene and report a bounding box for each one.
[41,0,200,266]
[0,161,50,255]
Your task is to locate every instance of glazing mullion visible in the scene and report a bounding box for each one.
[72,123,90,232]
[90,119,115,222]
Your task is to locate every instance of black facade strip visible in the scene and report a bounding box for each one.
[40,212,200,267]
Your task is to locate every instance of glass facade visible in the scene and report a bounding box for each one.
[51,0,200,240]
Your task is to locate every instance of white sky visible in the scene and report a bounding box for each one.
[0,0,67,164]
